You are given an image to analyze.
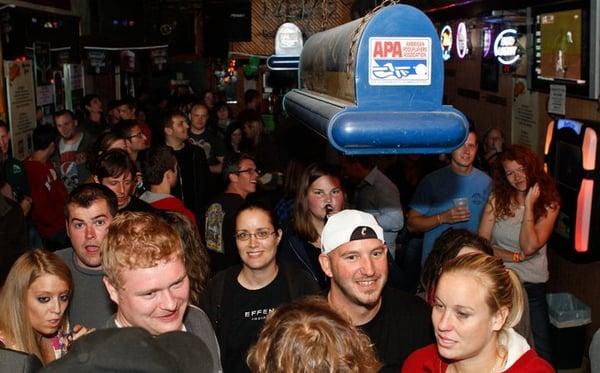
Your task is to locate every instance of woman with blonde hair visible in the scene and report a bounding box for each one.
[403,253,553,372]
[419,229,535,348]
[0,250,89,364]
[247,296,381,373]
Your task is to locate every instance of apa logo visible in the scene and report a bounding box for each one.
[368,37,431,86]
[372,40,404,58]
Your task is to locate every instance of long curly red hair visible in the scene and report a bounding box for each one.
[491,144,560,221]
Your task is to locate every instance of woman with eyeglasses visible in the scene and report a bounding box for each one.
[201,202,320,373]
[478,144,560,364]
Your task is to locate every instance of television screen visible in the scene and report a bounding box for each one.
[536,9,584,84]
[528,0,600,98]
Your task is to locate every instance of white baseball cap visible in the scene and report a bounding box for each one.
[321,209,384,254]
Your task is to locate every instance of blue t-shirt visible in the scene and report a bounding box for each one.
[409,165,492,265]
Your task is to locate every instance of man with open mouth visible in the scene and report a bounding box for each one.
[56,183,118,329]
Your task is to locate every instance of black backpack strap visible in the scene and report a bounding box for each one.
[212,265,241,358]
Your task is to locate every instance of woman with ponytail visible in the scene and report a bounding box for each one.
[403,253,553,372]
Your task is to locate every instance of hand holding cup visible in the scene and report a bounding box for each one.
[447,197,470,223]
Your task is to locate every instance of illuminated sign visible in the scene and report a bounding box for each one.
[456,22,469,58]
[269,23,302,71]
[440,25,452,61]
[493,29,520,65]
[557,118,583,135]
[482,28,493,58]
[275,23,303,56]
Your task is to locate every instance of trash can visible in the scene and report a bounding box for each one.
[547,293,592,369]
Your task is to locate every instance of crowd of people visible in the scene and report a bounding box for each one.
[0,88,560,372]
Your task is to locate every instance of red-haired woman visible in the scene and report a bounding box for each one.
[479,144,560,364]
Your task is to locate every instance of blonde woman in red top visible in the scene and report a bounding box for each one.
[403,253,553,373]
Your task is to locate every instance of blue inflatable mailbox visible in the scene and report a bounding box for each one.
[283,4,469,154]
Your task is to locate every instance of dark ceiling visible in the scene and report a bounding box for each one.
[139,0,542,24]
[353,0,546,21]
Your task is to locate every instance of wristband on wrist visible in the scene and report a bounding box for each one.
[513,252,522,263]
[436,214,442,225]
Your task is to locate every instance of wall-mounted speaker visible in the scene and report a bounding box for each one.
[225,1,251,41]
[203,1,228,57]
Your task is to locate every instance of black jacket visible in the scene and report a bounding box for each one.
[172,143,211,224]
[278,230,330,290]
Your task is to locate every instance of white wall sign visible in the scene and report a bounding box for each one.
[4,61,36,160]
[456,22,469,58]
[368,37,432,86]
[511,77,540,153]
[548,84,567,116]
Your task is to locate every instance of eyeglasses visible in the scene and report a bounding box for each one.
[127,132,144,140]
[236,168,261,175]
[235,230,276,241]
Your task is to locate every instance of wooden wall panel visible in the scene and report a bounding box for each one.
[230,0,352,57]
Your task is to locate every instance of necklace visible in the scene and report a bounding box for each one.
[442,353,507,373]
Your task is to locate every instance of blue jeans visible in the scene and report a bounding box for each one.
[524,282,553,364]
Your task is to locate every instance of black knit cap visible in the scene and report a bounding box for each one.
[41,327,213,373]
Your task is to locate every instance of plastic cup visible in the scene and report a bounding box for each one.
[453,197,469,210]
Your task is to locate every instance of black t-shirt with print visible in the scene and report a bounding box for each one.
[225,271,286,373]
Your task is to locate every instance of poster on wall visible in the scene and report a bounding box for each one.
[86,49,109,75]
[33,42,51,86]
[4,61,36,160]
[36,85,55,125]
[548,84,566,116]
[34,42,56,124]
[63,64,85,111]
[150,48,168,73]
[120,50,136,73]
[511,77,540,153]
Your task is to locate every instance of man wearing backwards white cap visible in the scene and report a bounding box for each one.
[319,209,433,372]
